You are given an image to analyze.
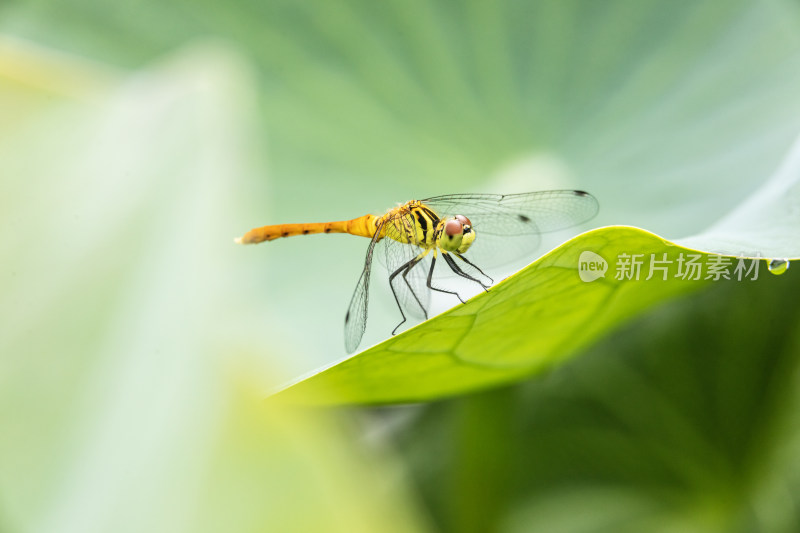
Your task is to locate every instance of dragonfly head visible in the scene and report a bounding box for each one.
[440,215,475,254]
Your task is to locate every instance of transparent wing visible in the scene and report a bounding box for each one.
[422,190,598,234]
[344,220,384,353]
[422,190,598,268]
[381,212,432,321]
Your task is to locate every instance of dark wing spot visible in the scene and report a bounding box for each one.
[518,214,531,223]
[345,310,351,323]
[574,190,589,196]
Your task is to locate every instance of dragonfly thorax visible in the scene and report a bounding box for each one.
[437,215,475,254]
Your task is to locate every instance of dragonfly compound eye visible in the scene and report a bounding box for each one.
[445,219,464,236]
[455,214,471,227]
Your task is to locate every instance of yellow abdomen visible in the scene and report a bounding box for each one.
[235,214,378,244]
[234,200,440,247]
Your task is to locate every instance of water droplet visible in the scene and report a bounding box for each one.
[768,259,790,275]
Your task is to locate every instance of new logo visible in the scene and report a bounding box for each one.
[578,251,608,282]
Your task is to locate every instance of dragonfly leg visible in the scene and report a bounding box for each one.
[401,258,428,320]
[454,253,494,286]
[389,255,424,335]
[443,253,491,291]
[426,255,466,304]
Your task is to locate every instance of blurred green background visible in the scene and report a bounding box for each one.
[2,0,800,531]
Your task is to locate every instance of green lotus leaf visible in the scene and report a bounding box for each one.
[276,225,788,404]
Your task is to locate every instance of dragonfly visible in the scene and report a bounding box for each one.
[236,190,598,353]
